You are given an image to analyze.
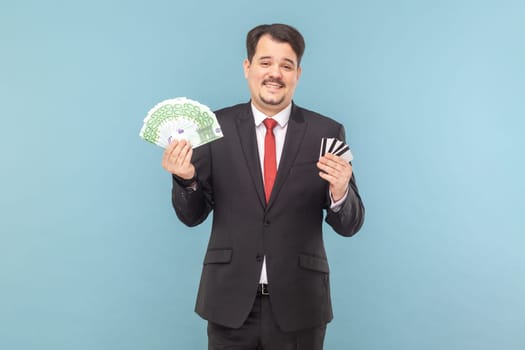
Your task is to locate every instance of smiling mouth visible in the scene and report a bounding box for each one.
[263,79,285,89]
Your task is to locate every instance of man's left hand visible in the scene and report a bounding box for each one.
[317,153,352,202]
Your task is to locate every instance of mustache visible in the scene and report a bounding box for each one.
[263,78,285,87]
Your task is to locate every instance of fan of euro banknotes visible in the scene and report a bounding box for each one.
[139,97,223,148]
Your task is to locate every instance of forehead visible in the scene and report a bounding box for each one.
[254,35,298,63]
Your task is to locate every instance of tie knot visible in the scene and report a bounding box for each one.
[263,118,278,130]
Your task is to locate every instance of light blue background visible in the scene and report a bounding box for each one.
[1,0,524,349]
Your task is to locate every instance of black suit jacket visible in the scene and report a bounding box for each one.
[171,102,364,332]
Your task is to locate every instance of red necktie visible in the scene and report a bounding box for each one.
[263,118,278,203]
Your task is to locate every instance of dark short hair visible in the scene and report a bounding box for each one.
[246,23,305,66]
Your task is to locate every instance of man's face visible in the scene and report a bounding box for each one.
[244,35,302,116]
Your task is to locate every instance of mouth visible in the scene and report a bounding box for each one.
[263,79,285,89]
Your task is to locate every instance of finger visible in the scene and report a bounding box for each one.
[323,156,353,177]
[318,171,344,190]
[317,158,345,175]
[317,161,333,174]
[163,140,179,165]
[175,141,191,166]
[318,170,334,182]
[318,161,352,185]
[170,140,188,164]
[318,157,339,171]
[164,140,189,172]
[182,143,193,165]
[320,153,348,168]
[162,143,176,169]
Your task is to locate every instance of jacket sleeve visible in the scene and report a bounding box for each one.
[171,143,214,227]
[325,125,365,237]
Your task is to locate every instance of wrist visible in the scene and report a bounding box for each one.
[330,185,348,202]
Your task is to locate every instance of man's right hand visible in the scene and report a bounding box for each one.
[162,139,196,179]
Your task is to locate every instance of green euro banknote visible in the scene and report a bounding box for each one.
[139,97,223,148]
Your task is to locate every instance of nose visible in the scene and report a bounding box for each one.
[268,64,283,79]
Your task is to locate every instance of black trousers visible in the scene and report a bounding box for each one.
[207,294,326,350]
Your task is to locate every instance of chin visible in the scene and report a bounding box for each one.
[260,96,285,107]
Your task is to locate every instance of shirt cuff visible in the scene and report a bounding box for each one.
[329,187,348,212]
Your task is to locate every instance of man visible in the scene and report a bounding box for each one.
[162,23,364,350]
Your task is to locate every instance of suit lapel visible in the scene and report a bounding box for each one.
[235,104,266,208]
[267,104,307,210]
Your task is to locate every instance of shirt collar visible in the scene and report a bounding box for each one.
[251,103,292,128]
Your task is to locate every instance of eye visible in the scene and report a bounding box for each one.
[260,61,271,67]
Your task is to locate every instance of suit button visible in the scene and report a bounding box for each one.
[264,220,270,227]
[256,254,263,262]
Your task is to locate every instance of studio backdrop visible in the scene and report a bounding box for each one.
[1,1,524,349]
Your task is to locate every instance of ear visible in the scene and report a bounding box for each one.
[243,58,250,79]
[297,66,302,80]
